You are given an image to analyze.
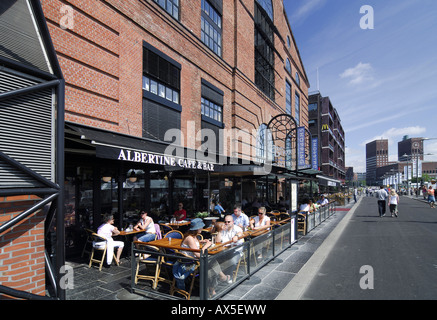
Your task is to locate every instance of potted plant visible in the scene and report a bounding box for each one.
[195,211,216,227]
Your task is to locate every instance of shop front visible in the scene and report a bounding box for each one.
[64,122,218,257]
[63,121,319,258]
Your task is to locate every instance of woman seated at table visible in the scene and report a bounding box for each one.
[133,211,156,243]
[249,206,271,230]
[173,218,231,297]
[308,198,319,212]
[298,199,311,214]
[97,214,124,267]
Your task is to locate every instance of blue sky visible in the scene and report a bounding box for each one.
[283,0,437,172]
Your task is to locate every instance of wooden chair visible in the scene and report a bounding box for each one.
[279,212,290,221]
[160,224,173,236]
[169,251,200,300]
[297,213,307,235]
[81,228,94,258]
[164,230,184,239]
[134,242,170,289]
[88,233,118,271]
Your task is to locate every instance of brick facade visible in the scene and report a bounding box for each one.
[41,0,309,157]
[0,196,46,298]
[0,0,309,298]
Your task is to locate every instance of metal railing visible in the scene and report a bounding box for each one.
[301,201,336,235]
[130,216,297,300]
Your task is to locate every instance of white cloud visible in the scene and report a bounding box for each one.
[339,62,374,85]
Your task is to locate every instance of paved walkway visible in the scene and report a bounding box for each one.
[65,200,356,300]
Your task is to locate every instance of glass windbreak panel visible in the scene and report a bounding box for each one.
[273,224,288,254]
[122,169,146,228]
[207,242,248,299]
[150,171,169,220]
[249,231,273,268]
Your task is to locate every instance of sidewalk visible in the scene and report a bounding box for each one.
[65,200,357,300]
[221,200,356,300]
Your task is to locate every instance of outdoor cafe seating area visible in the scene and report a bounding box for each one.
[78,202,336,300]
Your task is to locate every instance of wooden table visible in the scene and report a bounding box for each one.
[119,229,145,236]
[160,221,191,229]
[144,238,231,256]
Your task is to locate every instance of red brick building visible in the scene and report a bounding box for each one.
[1,0,312,298]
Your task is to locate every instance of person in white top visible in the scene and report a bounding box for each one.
[216,215,244,246]
[133,211,156,242]
[215,215,244,284]
[250,206,271,230]
[249,207,270,260]
[388,190,399,218]
[97,214,124,267]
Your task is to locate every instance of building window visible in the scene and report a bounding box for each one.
[153,0,179,20]
[295,92,300,126]
[287,35,291,48]
[285,58,291,74]
[256,123,274,163]
[255,0,273,20]
[143,43,181,141]
[201,98,222,123]
[201,79,224,127]
[285,81,292,115]
[308,103,317,112]
[254,1,275,101]
[201,0,222,56]
[295,72,300,86]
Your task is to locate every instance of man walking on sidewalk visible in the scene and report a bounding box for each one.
[376,185,388,217]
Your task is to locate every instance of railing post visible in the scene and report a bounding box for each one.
[199,250,208,300]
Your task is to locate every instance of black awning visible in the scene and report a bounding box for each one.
[66,122,219,172]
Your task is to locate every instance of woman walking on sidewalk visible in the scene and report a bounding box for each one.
[427,186,435,208]
[388,190,399,217]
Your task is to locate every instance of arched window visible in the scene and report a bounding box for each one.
[285,58,291,74]
[256,124,274,162]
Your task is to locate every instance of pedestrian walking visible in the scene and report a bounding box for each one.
[388,190,399,217]
[427,186,435,208]
[375,185,388,217]
[354,188,358,203]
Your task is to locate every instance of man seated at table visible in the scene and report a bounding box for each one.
[231,205,249,230]
[173,202,187,221]
[133,211,156,243]
[215,215,244,280]
[317,195,329,206]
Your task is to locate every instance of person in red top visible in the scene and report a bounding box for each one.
[427,186,435,208]
[173,202,187,221]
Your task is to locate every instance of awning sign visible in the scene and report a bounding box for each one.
[96,145,215,171]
